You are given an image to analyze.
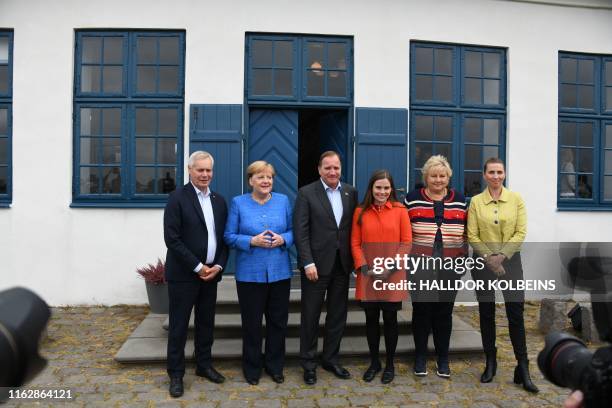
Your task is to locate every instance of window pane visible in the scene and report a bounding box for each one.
[159,167,177,193]
[484,146,498,160]
[81,66,101,92]
[328,43,346,70]
[434,77,452,102]
[578,149,593,172]
[135,138,155,164]
[102,108,121,136]
[137,37,157,64]
[252,40,273,66]
[415,116,433,141]
[483,53,500,78]
[415,75,433,100]
[434,49,452,75]
[606,88,612,111]
[465,51,481,76]
[81,108,101,135]
[253,69,273,95]
[103,37,123,64]
[465,78,480,103]
[0,167,6,194]
[606,124,612,148]
[465,145,481,170]
[0,109,7,134]
[435,116,452,141]
[414,47,433,73]
[560,58,577,82]
[159,109,178,136]
[605,151,612,173]
[577,85,594,109]
[578,123,593,146]
[560,148,576,198]
[102,138,121,164]
[578,59,594,83]
[274,41,292,67]
[158,139,177,164]
[464,172,483,197]
[137,66,156,93]
[0,66,7,94]
[560,122,576,146]
[159,37,179,64]
[560,84,577,108]
[604,176,612,200]
[136,109,156,136]
[464,118,481,142]
[0,139,8,165]
[436,144,452,165]
[102,167,121,194]
[328,71,346,97]
[415,143,432,168]
[80,138,100,164]
[102,66,122,93]
[484,119,499,144]
[307,43,325,67]
[307,71,324,96]
[82,37,101,64]
[159,66,178,93]
[607,62,612,85]
[275,69,293,96]
[577,174,593,199]
[136,167,155,193]
[484,79,500,104]
[0,38,8,63]
[80,167,100,194]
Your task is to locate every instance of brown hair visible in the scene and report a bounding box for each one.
[318,151,341,167]
[483,157,505,173]
[357,169,400,225]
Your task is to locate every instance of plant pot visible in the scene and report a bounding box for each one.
[145,282,169,314]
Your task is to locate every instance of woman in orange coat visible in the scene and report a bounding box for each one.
[351,170,411,384]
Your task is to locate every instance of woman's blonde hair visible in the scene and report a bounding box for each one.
[246,160,275,180]
[421,155,452,184]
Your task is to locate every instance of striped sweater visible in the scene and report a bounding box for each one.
[404,188,468,257]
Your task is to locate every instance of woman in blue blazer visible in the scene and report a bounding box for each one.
[224,160,293,385]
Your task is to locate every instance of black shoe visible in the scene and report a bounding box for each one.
[362,362,381,382]
[480,348,497,383]
[436,361,451,379]
[514,361,539,393]
[413,355,428,377]
[169,376,183,398]
[265,367,284,384]
[246,377,259,385]
[303,369,316,385]
[381,366,395,384]
[196,366,226,384]
[322,363,351,379]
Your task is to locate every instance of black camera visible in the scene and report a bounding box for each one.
[0,287,51,402]
[538,246,612,408]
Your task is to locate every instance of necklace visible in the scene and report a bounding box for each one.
[426,188,447,201]
[252,193,272,205]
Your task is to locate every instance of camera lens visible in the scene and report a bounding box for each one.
[538,332,593,389]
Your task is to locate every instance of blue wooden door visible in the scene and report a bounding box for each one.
[355,108,408,201]
[319,110,349,181]
[248,109,299,204]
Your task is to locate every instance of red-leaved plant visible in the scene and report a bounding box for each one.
[136,258,167,285]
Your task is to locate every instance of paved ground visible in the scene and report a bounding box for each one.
[6,303,578,407]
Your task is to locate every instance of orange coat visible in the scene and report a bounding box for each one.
[351,201,412,301]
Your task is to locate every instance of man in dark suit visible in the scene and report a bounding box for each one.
[163,151,229,398]
[293,151,358,385]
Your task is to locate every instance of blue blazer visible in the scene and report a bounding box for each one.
[224,192,293,283]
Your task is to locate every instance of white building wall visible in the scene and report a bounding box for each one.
[0,0,611,304]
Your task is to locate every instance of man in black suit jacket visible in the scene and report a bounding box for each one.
[163,151,228,398]
[293,151,358,385]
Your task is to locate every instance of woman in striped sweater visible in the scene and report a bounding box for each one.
[404,155,467,378]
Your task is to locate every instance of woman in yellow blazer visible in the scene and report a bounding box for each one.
[467,157,538,393]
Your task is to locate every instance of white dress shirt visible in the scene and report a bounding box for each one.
[191,183,221,273]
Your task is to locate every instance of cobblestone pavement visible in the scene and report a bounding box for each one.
[5,303,580,407]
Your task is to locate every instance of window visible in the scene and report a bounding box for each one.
[410,42,506,197]
[73,31,184,206]
[246,34,352,104]
[0,31,12,205]
[558,53,612,209]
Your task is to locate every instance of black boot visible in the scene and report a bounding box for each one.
[480,348,497,383]
[513,360,539,393]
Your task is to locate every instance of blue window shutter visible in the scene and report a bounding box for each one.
[190,104,242,201]
[355,108,407,201]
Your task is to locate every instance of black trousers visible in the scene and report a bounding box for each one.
[236,279,291,380]
[300,256,349,370]
[167,280,217,378]
[472,254,527,361]
[364,308,398,366]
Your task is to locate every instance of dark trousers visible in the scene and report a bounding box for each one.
[300,256,349,370]
[473,254,527,361]
[364,308,398,366]
[236,279,291,380]
[167,280,217,378]
[411,299,456,363]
